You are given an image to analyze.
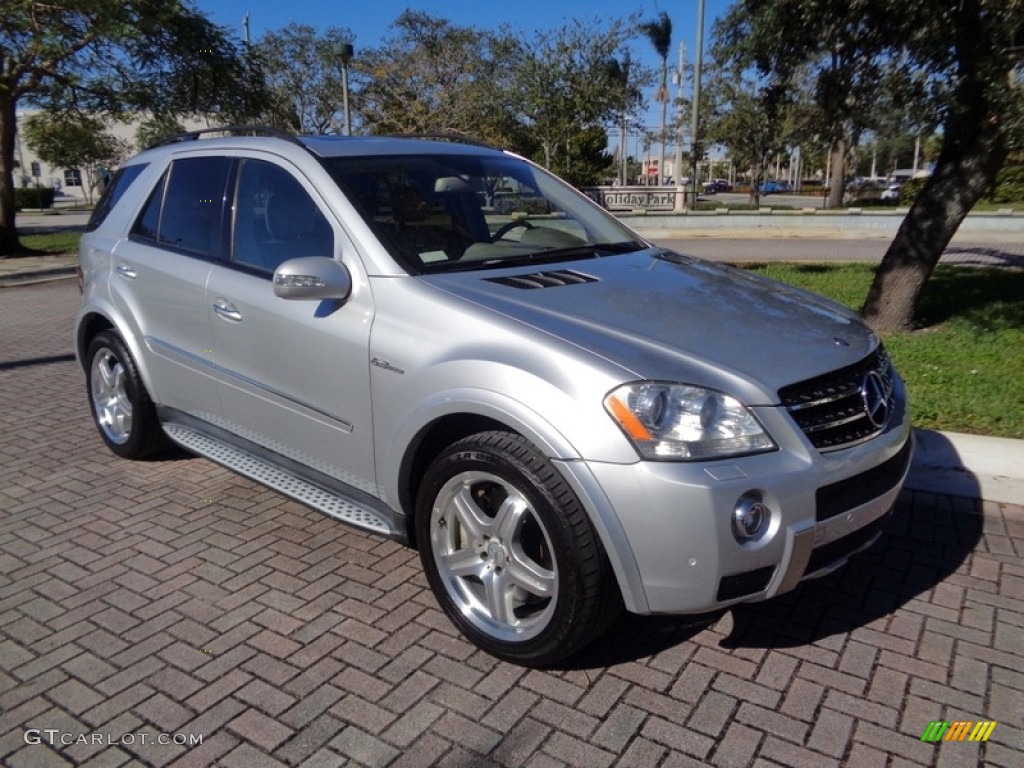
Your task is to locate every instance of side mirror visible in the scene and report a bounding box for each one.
[273,256,352,301]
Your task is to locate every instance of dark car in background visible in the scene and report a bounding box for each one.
[703,179,734,194]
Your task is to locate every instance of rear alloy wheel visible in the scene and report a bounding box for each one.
[416,431,620,666]
[86,330,167,459]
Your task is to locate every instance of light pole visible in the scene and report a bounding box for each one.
[689,0,705,210]
[673,42,686,211]
[336,43,354,136]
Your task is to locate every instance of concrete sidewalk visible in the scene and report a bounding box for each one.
[0,252,78,286]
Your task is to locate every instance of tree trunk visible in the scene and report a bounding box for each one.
[826,137,845,209]
[861,114,1006,333]
[0,91,24,256]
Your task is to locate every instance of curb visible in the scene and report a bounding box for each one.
[907,429,1024,507]
[0,266,77,287]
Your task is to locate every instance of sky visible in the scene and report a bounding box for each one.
[195,0,733,132]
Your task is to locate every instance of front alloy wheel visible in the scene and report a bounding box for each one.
[431,469,558,643]
[416,431,620,666]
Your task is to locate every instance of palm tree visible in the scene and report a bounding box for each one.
[640,12,672,185]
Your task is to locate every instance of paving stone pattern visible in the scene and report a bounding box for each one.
[2,281,1022,768]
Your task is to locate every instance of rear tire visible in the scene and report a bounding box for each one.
[416,430,621,666]
[86,330,167,459]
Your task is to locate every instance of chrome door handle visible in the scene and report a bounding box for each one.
[212,299,243,322]
[115,264,137,279]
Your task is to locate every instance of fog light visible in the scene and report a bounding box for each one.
[733,493,769,541]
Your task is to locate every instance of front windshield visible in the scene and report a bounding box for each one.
[326,152,643,273]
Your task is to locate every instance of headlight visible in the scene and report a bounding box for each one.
[604,382,776,460]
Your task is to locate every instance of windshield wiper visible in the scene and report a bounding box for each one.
[497,241,641,264]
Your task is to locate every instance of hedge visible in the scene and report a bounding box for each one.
[14,187,56,210]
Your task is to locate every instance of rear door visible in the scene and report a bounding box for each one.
[110,155,230,418]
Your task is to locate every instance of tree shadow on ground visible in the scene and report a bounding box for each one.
[0,353,75,371]
[916,264,1024,329]
[941,245,1024,269]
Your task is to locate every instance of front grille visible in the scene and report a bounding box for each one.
[779,346,895,452]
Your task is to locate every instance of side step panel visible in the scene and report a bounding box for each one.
[164,424,396,538]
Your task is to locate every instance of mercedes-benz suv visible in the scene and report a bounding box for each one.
[76,127,912,666]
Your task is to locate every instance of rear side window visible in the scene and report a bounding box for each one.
[131,156,232,258]
[85,164,147,232]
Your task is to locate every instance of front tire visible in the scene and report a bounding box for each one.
[416,431,621,666]
[86,330,167,459]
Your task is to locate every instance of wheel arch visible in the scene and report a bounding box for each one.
[398,412,509,548]
[394,407,647,614]
[76,311,115,369]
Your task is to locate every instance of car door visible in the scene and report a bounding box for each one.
[110,155,230,418]
[206,156,377,493]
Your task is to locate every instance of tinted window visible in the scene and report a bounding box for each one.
[231,159,333,273]
[131,156,232,258]
[327,154,639,274]
[86,164,147,232]
[133,171,165,241]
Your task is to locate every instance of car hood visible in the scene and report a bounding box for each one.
[424,249,877,404]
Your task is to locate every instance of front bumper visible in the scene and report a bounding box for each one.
[563,412,912,615]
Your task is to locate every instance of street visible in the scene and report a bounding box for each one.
[1,280,1022,768]
[649,237,1024,269]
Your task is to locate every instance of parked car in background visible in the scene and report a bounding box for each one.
[703,179,734,194]
[879,169,930,201]
[759,179,793,194]
[76,126,912,667]
[879,182,902,201]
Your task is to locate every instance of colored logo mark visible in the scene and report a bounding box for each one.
[921,721,997,742]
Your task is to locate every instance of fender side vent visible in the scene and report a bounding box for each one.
[486,269,598,289]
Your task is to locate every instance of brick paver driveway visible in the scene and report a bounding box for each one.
[2,280,1022,768]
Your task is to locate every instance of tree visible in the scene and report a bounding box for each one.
[715,2,894,210]
[134,114,187,152]
[605,54,645,185]
[1,0,257,255]
[639,12,673,185]
[563,126,616,188]
[22,112,130,204]
[714,0,1024,332]
[357,11,528,148]
[704,74,790,205]
[861,2,1024,331]
[256,23,358,135]
[515,17,649,177]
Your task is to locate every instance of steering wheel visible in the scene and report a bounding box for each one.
[491,219,535,242]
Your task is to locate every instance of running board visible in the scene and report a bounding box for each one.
[163,424,396,538]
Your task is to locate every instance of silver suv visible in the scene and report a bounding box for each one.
[76,127,912,666]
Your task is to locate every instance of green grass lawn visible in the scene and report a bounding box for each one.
[744,262,1024,438]
[19,231,82,255]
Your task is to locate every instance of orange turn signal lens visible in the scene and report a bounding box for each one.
[605,394,653,441]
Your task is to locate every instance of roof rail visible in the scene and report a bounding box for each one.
[386,132,499,150]
[146,125,303,150]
